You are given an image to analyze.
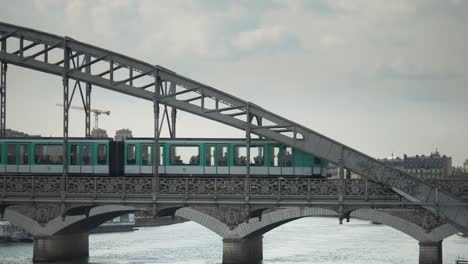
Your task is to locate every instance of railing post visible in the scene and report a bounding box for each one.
[214,177,218,200]
[122,176,126,200]
[31,176,35,199]
[365,178,369,201]
[94,177,97,199]
[2,176,5,198]
[277,177,281,202]
[185,178,189,200]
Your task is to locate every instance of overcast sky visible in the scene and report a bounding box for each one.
[1,0,467,165]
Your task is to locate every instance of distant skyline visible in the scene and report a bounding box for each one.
[1,0,467,165]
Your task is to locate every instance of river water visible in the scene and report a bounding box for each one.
[0,217,467,264]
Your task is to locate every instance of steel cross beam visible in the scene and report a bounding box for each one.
[0,22,467,233]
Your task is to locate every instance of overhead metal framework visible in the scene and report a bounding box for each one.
[0,22,467,233]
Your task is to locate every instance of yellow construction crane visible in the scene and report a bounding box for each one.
[56,103,110,130]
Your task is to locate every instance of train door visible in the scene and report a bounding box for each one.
[6,143,17,173]
[17,143,31,173]
[250,145,267,175]
[269,144,281,175]
[158,145,165,174]
[69,143,81,174]
[81,143,93,174]
[95,143,108,175]
[140,144,152,175]
[0,143,4,174]
[282,146,294,176]
[217,144,229,175]
[125,143,139,175]
[204,144,216,175]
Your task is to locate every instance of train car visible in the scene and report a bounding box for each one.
[123,138,328,177]
[0,137,112,175]
[0,137,329,177]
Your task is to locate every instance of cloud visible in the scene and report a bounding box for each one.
[135,0,247,58]
[376,58,462,81]
[232,25,287,50]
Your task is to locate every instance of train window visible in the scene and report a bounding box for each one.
[270,146,280,167]
[82,144,92,165]
[0,144,2,163]
[205,146,216,166]
[18,144,29,165]
[314,157,321,165]
[97,144,107,165]
[34,144,63,164]
[234,146,264,166]
[170,146,199,165]
[283,147,293,167]
[7,144,16,165]
[127,144,136,165]
[234,146,247,165]
[251,146,264,166]
[217,146,228,166]
[141,144,152,166]
[70,144,80,165]
[159,145,164,166]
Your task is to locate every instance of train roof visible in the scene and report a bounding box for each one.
[0,137,277,141]
[0,137,288,145]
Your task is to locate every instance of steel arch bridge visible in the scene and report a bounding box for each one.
[0,20,467,232]
[1,22,467,263]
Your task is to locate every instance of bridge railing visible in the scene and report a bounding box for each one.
[0,175,404,201]
[2,175,466,202]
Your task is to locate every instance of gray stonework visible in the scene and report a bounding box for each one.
[33,232,89,262]
[419,241,442,264]
[223,236,263,264]
[1,204,462,263]
[3,204,137,237]
[351,208,458,242]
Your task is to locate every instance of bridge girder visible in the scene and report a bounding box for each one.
[0,22,467,233]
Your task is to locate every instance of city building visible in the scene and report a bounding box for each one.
[380,150,452,179]
[5,129,38,137]
[91,128,108,138]
[464,159,468,173]
[114,128,133,141]
[326,163,361,179]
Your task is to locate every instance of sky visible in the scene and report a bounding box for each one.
[1,0,467,165]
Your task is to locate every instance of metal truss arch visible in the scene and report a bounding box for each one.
[0,21,467,233]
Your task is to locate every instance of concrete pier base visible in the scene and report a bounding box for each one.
[33,232,89,262]
[223,236,263,264]
[419,241,442,264]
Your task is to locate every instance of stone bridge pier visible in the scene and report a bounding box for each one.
[3,204,137,262]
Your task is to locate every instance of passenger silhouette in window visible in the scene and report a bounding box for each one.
[219,152,228,166]
[284,151,292,167]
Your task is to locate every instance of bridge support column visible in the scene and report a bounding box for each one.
[33,232,89,262]
[419,241,442,264]
[222,236,263,264]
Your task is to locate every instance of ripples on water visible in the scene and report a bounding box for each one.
[0,217,467,264]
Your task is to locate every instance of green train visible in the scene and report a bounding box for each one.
[0,138,329,177]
